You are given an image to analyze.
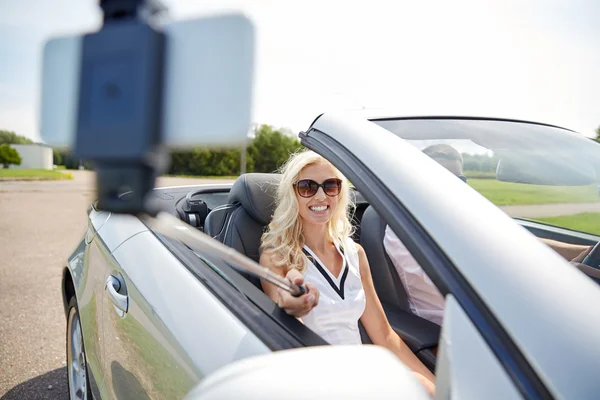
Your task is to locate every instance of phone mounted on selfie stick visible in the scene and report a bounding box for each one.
[39,0,255,215]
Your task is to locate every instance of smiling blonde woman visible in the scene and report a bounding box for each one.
[259,149,435,395]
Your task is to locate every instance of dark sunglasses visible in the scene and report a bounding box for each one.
[294,178,342,198]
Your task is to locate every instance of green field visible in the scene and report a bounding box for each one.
[534,213,600,235]
[468,179,598,206]
[464,171,497,179]
[0,168,73,180]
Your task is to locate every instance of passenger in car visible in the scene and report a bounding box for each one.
[259,150,436,395]
[383,144,595,326]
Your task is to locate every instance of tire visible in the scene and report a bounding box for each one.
[66,296,92,400]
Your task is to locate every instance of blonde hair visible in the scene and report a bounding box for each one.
[260,149,354,273]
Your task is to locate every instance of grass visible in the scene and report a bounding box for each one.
[54,165,66,170]
[0,168,73,180]
[468,179,598,206]
[464,171,497,179]
[533,213,600,236]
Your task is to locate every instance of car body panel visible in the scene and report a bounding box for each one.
[309,113,600,398]
[76,231,110,396]
[101,228,270,399]
[69,200,150,397]
[64,203,120,396]
[86,203,110,244]
[98,213,149,253]
[436,295,521,399]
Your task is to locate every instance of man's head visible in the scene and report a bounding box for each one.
[422,144,465,180]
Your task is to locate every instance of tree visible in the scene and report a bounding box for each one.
[0,144,22,168]
[168,148,242,176]
[461,153,499,173]
[247,125,303,173]
[0,130,33,145]
[53,150,63,166]
[51,148,93,170]
[165,124,302,176]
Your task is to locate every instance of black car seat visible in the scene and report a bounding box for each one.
[359,205,410,310]
[359,205,441,370]
[204,173,281,289]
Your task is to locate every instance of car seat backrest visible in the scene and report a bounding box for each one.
[205,204,240,241]
[359,205,410,310]
[206,173,281,289]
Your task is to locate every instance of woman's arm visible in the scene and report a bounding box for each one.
[541,238,591,261]
[356,244,436,385]
[259,250,319,318]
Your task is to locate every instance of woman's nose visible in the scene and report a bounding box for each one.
[314,186,327,200]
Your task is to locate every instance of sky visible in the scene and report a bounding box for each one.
[0,0,599,142]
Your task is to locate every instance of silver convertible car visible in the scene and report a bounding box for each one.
[63,114,600,399]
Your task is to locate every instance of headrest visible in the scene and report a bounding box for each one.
[228,173,281,225]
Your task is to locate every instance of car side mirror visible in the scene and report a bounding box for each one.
[184,345,431,400]
[496,154,596,186]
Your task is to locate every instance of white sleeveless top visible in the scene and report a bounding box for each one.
[301,238,367,345]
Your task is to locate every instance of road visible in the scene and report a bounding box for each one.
[0,171,596,399]
[0,171,233,399]
[500,202,600,218]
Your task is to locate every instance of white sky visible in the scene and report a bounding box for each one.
[0,0,598,142]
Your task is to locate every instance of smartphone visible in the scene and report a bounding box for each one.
[39,13,255,148]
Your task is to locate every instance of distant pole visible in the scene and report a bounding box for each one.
[241,124,257,175]
[240,142,247,174]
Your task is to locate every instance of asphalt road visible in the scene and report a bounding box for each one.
[0,171,233,399]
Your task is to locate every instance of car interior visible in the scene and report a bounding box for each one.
[149,172,440,371]
[147,165,600,372]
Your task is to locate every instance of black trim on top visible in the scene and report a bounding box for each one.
[367,115,575,133]
[301,128,553,400]
[152,232,329,350]
[303,247,349,300]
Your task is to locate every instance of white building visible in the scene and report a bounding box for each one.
[9,144,53,170]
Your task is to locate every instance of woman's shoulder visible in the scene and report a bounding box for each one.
[261,246,306,275]
[259,248,279,267]
[341,237,361,254]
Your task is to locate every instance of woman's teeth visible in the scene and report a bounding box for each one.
[310,205,328,212]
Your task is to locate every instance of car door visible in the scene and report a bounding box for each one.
[98,214,270,400]
[71,202,110,398]
[302,113,600,399]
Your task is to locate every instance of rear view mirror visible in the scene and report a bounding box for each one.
[496,154,597,186]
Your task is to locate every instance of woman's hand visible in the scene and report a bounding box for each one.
[569,244,593,269]
[276,269,319,318]
[571,245,593,263]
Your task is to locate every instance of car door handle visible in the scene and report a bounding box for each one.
[106,275,129,315]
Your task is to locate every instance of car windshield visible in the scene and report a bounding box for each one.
[373,118,600,237]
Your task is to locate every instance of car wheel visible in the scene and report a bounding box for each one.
[66,296,91,400]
